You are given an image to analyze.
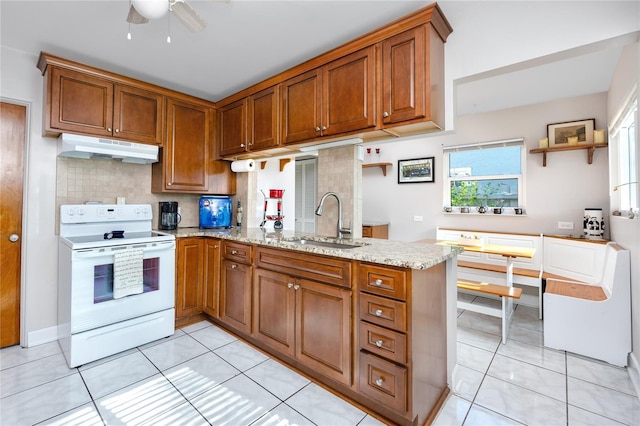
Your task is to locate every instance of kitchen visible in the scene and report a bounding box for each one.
[1,1,639,425]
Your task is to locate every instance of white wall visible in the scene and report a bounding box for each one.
[363,93,609,241]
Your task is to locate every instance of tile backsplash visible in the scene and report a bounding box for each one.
[56,158,201,228]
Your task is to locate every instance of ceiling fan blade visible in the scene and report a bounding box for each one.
[127,4,149,24]
[171,0,207,32]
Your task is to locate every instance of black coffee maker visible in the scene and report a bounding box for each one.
[159,201,181,230]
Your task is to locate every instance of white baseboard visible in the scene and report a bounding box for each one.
[628,352,640,403]
[26,325,58,347]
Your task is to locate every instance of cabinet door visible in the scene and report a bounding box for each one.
[113,84,164,145]
[49,67,114,137]
[248,85,280,151]
[218,98,248,157]
[202,239,221,317]
[176,238,204,320]
[252,269,295,356]
[323,47,376,136]
[162,98,211,192]
[296,278,352,385]
[219,259,252,334]
[381,26,426,124]
[281,69,322,145]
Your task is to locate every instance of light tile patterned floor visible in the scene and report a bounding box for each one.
[1,294,638,425]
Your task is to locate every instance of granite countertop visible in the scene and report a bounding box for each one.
[163,227,461,270]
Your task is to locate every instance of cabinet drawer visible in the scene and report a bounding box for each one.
[359,263,407,300]
[359,293,407,332]
[222,241,252,264]
[255,247,352,288]
[358,351,407,414]
[359,321,407,364]
[362,226,373,238]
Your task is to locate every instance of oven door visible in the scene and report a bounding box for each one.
[62,240,175,334]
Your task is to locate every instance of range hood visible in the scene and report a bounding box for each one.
[57,133,159,164]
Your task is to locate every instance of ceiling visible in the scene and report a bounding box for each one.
[0,0,636,115]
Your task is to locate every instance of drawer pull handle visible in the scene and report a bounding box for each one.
[375,339,383,347]
[375,378,385,386]
[231,264,237,269]
[374,279,383,286]
[374,309,383,317]
[231,250,238,255]
[294,284,300,290]
[287,283,294,288]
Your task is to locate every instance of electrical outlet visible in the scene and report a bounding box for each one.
[557,221,574,230]
[414,215,423,222]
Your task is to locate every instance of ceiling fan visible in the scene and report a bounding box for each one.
[127,0,207,33]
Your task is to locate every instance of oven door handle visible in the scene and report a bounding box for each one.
[72,241,175,258]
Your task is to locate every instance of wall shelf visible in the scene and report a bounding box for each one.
[529,143,608,167]
[363,162,392,176]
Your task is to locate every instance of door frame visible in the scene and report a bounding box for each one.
[2,97,31,346]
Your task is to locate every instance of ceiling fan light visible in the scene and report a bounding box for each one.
[132,0,168,20]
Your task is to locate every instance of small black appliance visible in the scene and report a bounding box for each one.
[159,201,181,230]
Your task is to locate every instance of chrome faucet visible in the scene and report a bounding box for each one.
[315,192,352,239]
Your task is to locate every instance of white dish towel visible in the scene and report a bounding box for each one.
[113,248,144,299]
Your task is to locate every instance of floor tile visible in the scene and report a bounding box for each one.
[214,339,269,372]
[188,323,238,351]
[136,329,186,351]
[457,310,502,337]
[163,352,239,400]
[191,374,280,425]
[141,334,208,371]
[180,320,213,334]
[456,341,494,373]
[456,325,501,353]
[432,394,471,426]
[474,376,567,425]
[567,376,640,425]
[567,353,636,396]
[505,323,543,347]
[94,373,187,425]
[140,401,209,426]
[451,364,484,401]
[245,358,310,400]
[567,404,627,426]
[488,353,567,402]
[35,402,104,426]
[0,373,91,426]
[464,404,524,425]
[497,338,566,374]
[0,341,61,371]
[78,348,139,372]
[286,383,366,426]
[81,351,158,399]
[356,414,388,426]
[252,402,316,425]
[1,352,75,398]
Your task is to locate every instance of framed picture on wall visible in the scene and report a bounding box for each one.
[398,157,435,183]
[547,118,595,146]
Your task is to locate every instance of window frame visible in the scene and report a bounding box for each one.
[610,97,638,215]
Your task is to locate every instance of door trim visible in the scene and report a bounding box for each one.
[2,97,31,347]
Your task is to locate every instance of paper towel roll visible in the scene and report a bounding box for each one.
[231,159,256,172]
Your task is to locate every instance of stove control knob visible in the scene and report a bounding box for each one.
[66,208,74,216]
[77,208,85,216]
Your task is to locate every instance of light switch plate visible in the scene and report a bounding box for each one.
[558,221,574,229]
[414,215,423,222]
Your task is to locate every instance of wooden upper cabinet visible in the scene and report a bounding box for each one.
[282,47,375,145]
[218,98,248,157]
[46,66,163,145]
[153,98,210,192]
[248,85,280,151]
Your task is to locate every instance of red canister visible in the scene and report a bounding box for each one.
[269,189,284,198]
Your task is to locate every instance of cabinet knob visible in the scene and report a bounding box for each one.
[167,182,172,186]
[240,143,245,148]
[231,250,237,255]
[375,377,385,386]
[375,339,383,348]
[382,111,389,118]
[287,283,294,288]
[231,264,237,269]
[321,125,327,131]
[374,309,383,317]
[315,127,321,132]
[107,127,112,132]
[374,279,383,286]
[293,284,300,290]
[115,128,119,133]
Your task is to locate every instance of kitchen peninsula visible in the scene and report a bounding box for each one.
[170,228,461,426]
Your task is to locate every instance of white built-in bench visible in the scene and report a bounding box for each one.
[542,238,631,367]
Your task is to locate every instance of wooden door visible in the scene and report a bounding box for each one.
[219,259,252,334]
[162,98,210,192]
[281,69,322,144]
[381,26,426,124]
[248,85,280,151]
[49,67,114,137]
[202,239,220,317]
[323,47,376,136]
[113,84,164,145]
[296,278,351,385]
[252,269,295,356]
[218,98,247,157]
[175,238,204,320]
[0,102,26,348]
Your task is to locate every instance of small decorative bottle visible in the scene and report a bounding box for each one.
[236,200,243,227]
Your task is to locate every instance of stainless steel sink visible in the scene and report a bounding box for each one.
[283,238,367,250]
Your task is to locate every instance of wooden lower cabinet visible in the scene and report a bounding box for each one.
[202,239,221,317]
[176,238,204,321]
[219,242,253,334]
[362,224,388,239]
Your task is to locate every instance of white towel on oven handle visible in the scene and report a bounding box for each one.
[113,248,144,299]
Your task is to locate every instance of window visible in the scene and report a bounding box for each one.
[443,139,525,209]
[611,98,638,213]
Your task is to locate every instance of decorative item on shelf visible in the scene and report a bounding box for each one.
[375,148,381,163]
[547,118,595,146]
[594,129,606,144]
[567,136,579,145]
[514,207,524,215]
[365,147,371,163]
[539,138,549,148]
[460,207,470,213]
[583,208,605,240]
[476,206,487,214]
[443,206,453,213]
